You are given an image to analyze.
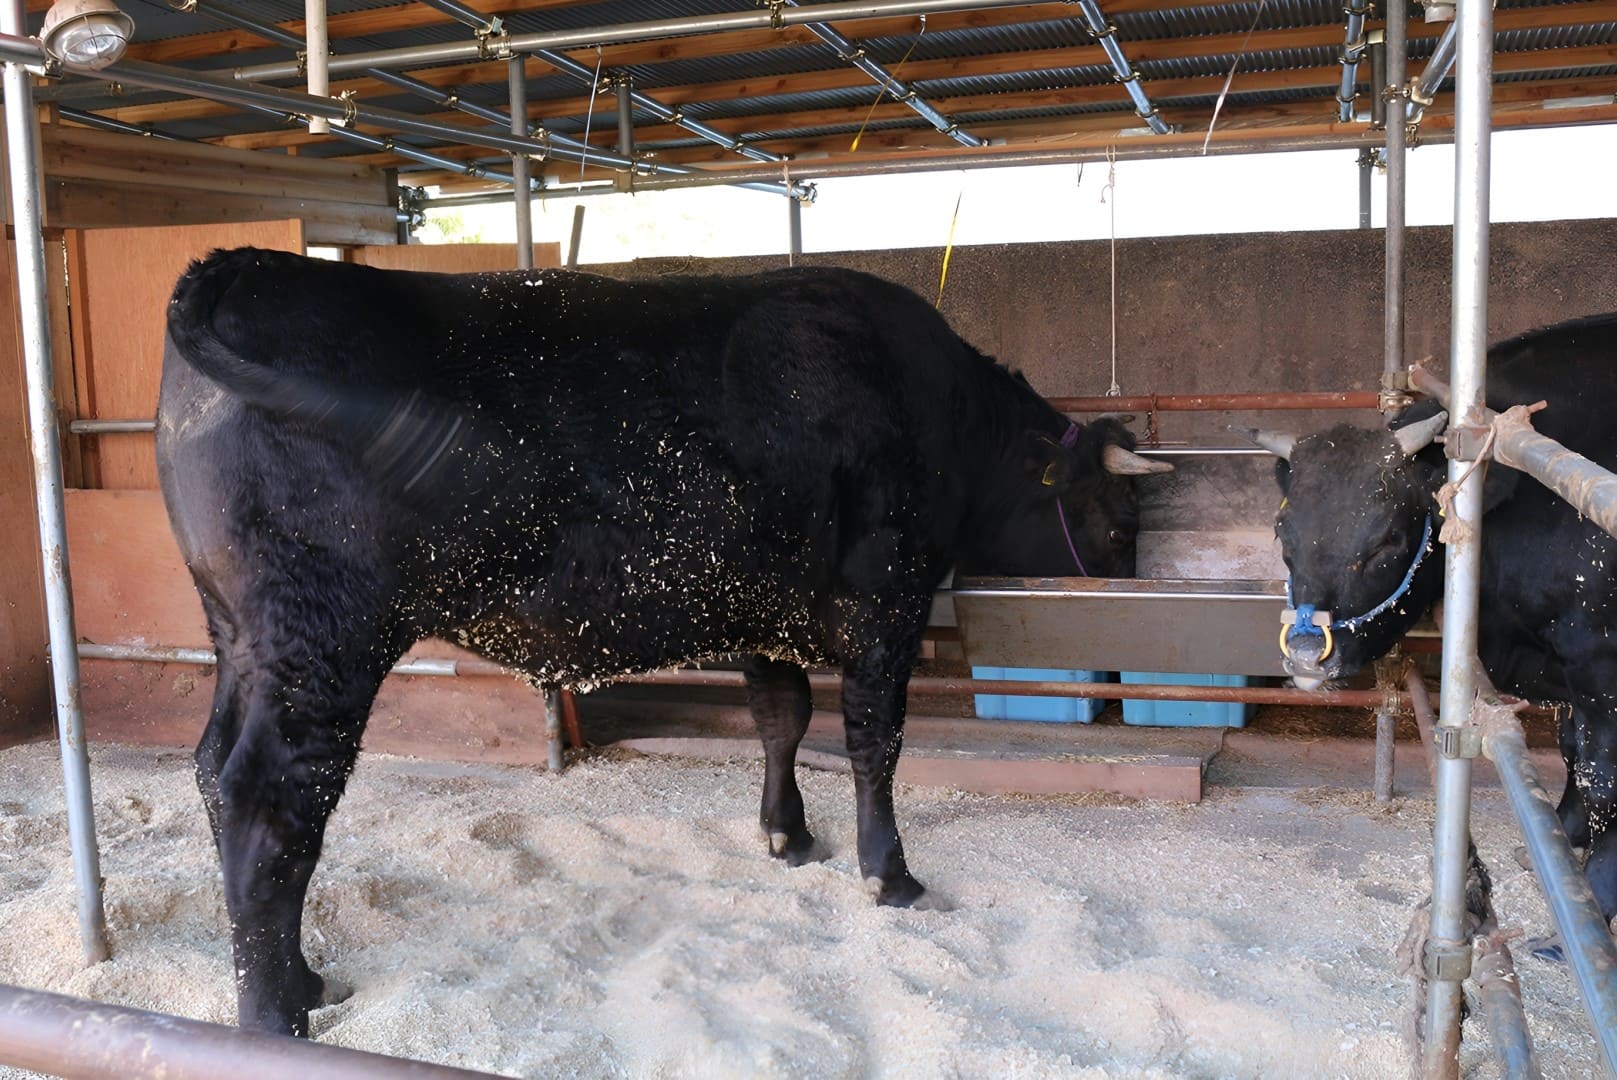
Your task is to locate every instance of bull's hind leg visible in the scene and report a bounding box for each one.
[841,642,927,908]
[744,655,820,864]
[215,635,400,1035]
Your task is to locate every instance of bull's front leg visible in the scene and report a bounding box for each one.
[841,648,926,907]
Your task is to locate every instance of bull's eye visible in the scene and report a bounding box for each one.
[1107,528,1127,547]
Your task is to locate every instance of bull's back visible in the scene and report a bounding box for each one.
[1488,312,1617,466]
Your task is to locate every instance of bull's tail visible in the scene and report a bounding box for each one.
[166,248,483,497]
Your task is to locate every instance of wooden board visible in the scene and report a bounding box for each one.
[0,239,50,747]
[349,243,562,274]
[46,180,393,248]
[65,489,553,764]
[66,219,304,489]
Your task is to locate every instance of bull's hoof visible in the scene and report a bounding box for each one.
[760,824,823,866]
[864,873,929,908]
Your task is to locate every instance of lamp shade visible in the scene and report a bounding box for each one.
[41,0,134,70]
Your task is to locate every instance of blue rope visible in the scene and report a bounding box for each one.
[1286,513,1434,635]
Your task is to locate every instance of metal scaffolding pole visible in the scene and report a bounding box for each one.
[783,0,983,147]
[0,0,109,967]
[1423,0,1493,1070]
[1383,0,1409,415]
[0,983,503,1080]
[509,56,534,268]
[1336,0,1372,121]
[231,0,1045,81]
[53,56,801,199]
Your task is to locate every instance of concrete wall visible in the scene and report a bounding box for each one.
[617,219,1617,537]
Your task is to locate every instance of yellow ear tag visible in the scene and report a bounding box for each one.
[1279,496,1288,510]
[1042,462,1059,486]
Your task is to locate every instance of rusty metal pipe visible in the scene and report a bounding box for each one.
[1052,391,1379,413]
[0,983,502,1080]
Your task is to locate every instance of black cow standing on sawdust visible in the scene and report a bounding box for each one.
[158,248,1169,1035]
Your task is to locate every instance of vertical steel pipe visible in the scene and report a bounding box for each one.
[1423,0,1493,1069]
[508,56,534,269]
[1358,148,1373,228]
[567,204,585,267]
[305,0,329,135]
[789,194,804,262]
[1373,711,1395,801]
[1369,33,1387,128]
[1,0,109,967]
[1383,0,1408,413]
[545,690,564,772]
[615,75,635,193]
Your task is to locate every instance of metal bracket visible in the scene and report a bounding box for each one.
[1434,724,1482,760]
[1379,370,1414,414]
[1423,939,1473,981]
[476,23,512,60]
[1444,423,1491,462]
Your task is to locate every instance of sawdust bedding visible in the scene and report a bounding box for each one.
[0,740,1602,1078]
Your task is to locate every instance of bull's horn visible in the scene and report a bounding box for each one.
[1393,410,1449,457]
[1232,426,1296,460]
[1103,444,1174,475]
[1094,412,1137,424]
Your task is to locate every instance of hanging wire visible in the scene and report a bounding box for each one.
[935,178,964,307]
[579,46,605,182]
[1204,0,1269,154]
[850,14,926,153]
[1101,147,1121,397]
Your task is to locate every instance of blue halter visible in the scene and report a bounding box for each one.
[1285,512,1435,637]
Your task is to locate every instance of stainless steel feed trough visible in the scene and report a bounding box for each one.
[951,575,1288,677]
[945,523,1291,677]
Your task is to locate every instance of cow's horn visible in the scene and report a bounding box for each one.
[1103,444,1173,475]
[1393,410,1449,457]
[1232,426,1296,460]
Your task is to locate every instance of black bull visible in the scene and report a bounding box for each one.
[156,248,1170,1034]
[1246,312,1617,924]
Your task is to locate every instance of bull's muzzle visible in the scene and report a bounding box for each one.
[1280,606,1335,689]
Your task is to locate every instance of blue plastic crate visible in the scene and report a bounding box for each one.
[1119,671,1252,727]
[972,667,1107,724]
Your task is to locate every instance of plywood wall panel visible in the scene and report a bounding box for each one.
[67,489,550,763]
[67,219,304,489]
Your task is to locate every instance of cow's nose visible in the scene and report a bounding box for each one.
[1282,631,1331,682]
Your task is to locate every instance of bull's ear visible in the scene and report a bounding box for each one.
[1021,430,1073,491]
[1275,458,1293,494]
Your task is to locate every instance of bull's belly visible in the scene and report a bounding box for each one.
[439,585,831,689]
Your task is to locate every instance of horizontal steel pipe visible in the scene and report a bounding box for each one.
[1411,367,1617,542]
[0,983,501,1080]
[68,419,157,434]
[62,58,798,200]
[77,642,1403,707]
[229,0,1044,81]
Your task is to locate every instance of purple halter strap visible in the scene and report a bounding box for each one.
[1055,422,1088,577]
